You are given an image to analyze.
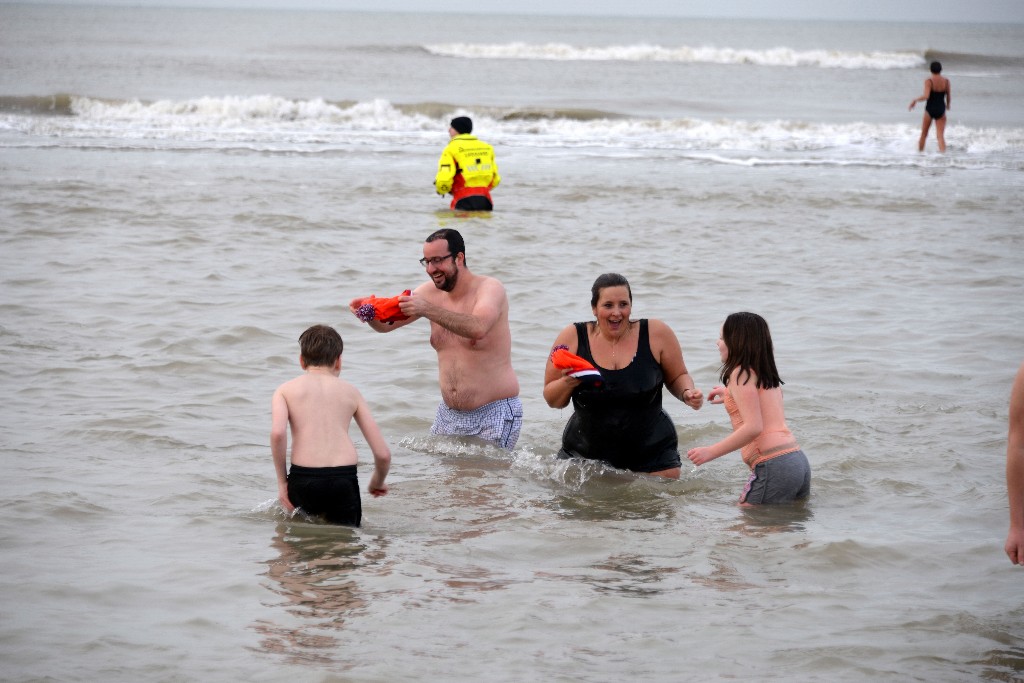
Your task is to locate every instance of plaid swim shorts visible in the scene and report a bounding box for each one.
[430,397,523,449]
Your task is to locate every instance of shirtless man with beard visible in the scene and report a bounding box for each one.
[349,228,522,449]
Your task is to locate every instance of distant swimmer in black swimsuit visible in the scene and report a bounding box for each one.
[909,61,951,152]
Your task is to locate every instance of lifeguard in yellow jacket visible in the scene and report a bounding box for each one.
[434,116,501,211]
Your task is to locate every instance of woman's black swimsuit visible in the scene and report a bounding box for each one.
[925,87,947,119]
[557,319,681,473]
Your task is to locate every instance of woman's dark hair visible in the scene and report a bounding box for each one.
[930,61,942,74]
[590,273,632,307]
[719,312,783,389]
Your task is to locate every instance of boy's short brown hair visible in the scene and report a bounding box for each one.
[298,325,343,367]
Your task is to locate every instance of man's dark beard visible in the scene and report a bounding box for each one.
[435,267,459,292]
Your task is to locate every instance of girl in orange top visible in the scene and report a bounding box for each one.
[687,312,810,505]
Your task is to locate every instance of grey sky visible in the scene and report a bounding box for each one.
[5,0,1023,23]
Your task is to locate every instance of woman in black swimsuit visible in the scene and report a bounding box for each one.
[909,61,951,152]
[543,273,704,478]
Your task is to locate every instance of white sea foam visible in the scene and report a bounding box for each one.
[70,95,437,131]
[1,95,1020,168]
[425,42,926,70]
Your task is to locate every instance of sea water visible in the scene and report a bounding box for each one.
[1,5,1023,681]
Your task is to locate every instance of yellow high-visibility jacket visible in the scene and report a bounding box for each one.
[434,134,501,207]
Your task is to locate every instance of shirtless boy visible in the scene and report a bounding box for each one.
[271,324,391,526]
[349,229,522,449]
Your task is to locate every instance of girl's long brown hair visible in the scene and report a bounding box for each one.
[720,312,783,389]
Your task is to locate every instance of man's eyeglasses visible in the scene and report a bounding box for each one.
[419,253,456,267]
